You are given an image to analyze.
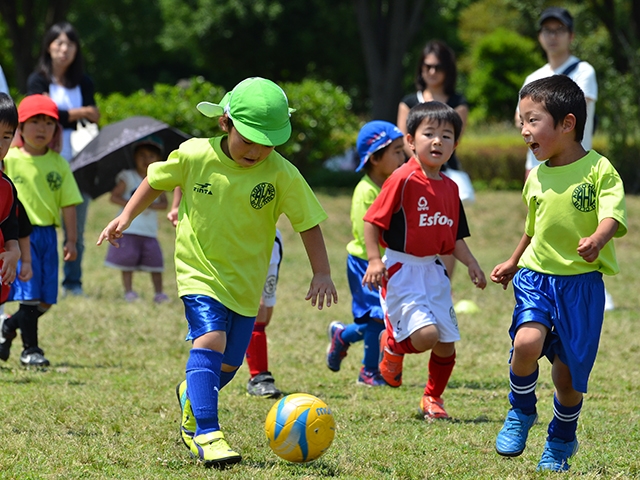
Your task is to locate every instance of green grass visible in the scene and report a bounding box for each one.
[1,190,639,479]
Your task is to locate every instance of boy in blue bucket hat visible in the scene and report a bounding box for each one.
[326,120,404,386]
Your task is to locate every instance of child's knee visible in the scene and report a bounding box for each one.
[410,325,439,352]
[512,324,546,362]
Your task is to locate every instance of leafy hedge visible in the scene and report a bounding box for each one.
[96,77,361,175]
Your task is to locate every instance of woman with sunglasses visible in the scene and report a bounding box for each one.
[397,40,468,170]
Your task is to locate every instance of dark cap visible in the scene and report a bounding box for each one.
[539,7,573,31]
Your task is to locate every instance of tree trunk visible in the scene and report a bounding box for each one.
[353,0,426,121]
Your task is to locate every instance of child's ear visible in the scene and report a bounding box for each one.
[562,113,576,133]
[218,114,230,133]
[406,133,416,152]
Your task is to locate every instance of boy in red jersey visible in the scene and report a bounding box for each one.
[363,101,486,420]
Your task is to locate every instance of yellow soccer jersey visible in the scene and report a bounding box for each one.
[519,150,627,276]
[4,147,82,226]
[147,136,327,316]
[346,174,381,261]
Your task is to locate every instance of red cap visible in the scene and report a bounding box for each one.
[18,94,59,123]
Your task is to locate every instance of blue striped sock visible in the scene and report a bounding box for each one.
[508,368,538,415]
[548,395,582,442]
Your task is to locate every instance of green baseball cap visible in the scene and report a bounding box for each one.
[196,77,295,146]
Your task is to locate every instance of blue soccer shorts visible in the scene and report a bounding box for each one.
[510,268,605,393]
[9,225,59,305]
[347,254,383,323]
[181,294,255,367]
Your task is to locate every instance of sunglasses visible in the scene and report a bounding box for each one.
[423,63,444,73]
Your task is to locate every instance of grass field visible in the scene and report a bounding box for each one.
[1,189,638,479]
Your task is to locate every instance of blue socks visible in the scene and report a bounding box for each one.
[508,368,538,415]
[548,395,582,442]
[186,348,223,435]
[341,323,366,344]
[363,321,385,371]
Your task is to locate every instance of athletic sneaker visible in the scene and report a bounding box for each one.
[20,347,50,367]
[378,330,403,387]
[326,321,349,372]
[154,292,169,304]
[190,430,242,468]
[495,408,538,457]
[357,367,388,387]
[176,380,196,449]
[0,314,16,361]
[246,371,282,398]
[420,395,449,420]
[124,291,139,302]
[537,437,579,472]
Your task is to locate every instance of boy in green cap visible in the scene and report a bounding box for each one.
[98,77,338,467]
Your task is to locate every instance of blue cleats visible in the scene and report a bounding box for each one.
[537,437,579,472]
[326,321,349,372]
[495,408,538,457]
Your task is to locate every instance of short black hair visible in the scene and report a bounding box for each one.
[0,93,18,132]
[519,75,586,143]
[406,101,462,142]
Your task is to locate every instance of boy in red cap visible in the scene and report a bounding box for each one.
[2,94,83,367]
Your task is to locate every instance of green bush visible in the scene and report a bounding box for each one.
[96,77,361,175]
[466,28,539,124]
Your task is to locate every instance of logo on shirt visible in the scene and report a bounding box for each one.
[419,211,453,227]
[572,183,596,212]
[193,182,213,195]
[417,197,429,211]
[47,171,62,191]
[251,182,275,209]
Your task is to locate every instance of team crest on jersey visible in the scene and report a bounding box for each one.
[572,183,596,212]
[47,172,62,191]
[417,196,429,212]
[251,182,275,209]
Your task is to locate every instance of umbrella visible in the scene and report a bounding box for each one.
[70,116,191,199]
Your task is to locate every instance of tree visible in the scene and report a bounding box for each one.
[353,0,426,121]
[0,0,71,90]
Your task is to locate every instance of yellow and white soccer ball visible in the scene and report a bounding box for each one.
[265,393,336,463]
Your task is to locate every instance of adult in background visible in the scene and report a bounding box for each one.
[0,65,9,94]
[517,7,597,180]
[27,21,100,297]
[397,39,469,280]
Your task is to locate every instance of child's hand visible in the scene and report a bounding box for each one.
[63,241,77,262]
[305,273,338,310]
[577,236,601,263]
[467,261,487,289]
[362,259,386,291]
[18,260,33,282]
[167,208,179,227]
[0,250,20,285]
[490,260,518,290]
[97,216,130,247]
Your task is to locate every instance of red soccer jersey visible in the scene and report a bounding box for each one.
[0,172,20,304]
[364,160,469,257]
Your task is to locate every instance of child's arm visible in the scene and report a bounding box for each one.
[149,192,168,211]
[0,239,21,285]
[62,205,78,262]
[109,180,128,207]
[362,221,386,290]
[452,239,487,289]
[577,218,619,263]
[167,187,182,226]
[299,225,338,310]
[17,236,32,282]
[490,232,532,289]
[97,177,164,247]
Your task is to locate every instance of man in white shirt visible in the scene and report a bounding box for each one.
[517,7,598,178]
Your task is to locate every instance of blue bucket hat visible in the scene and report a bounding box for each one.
[356,121,404,172]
